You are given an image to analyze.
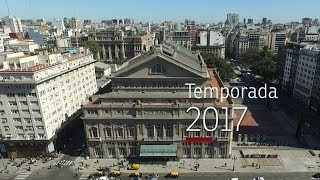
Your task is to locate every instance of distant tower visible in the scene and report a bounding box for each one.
[243,18,246,24]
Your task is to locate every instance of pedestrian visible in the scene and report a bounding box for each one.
[96,159,99,163]
[225,163,227,167]
[258,165,261,169]
[252,162,254,167]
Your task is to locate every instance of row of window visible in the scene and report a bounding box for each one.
[3,125,44,131]
[6,93,37,97]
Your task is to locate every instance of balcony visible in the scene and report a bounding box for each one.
[216,137,229,141]
[88,137,101,142]
[141,137,173,141]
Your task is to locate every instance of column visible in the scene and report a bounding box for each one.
[108,46,112,60]
[121,44,125,58]
[115,45,119,58]
[102,45,106,59]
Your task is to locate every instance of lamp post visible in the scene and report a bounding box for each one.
[232,155,237,171]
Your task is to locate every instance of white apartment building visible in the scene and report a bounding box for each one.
[0,50,97,158]
[293,44,320,105]
[196,31,225,58]
[267,31,286,53]
[4,16,23,33]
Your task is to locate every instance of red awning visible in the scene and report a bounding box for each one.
[185,137,214,143]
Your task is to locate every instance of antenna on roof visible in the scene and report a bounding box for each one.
[5,0,10,16]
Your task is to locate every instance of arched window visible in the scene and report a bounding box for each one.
[150,64,166,74]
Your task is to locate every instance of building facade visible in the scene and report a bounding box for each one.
[195,31,225,59]
[4,16,23,33]
[88,30,154,60]
[293,44,320,106]
[172,31,191,49]
[82,40,234,160]
[0,50,97,158]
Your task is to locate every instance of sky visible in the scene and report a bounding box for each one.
[0,0,320,24]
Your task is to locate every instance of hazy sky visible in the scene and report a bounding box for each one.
[0,0,319,23]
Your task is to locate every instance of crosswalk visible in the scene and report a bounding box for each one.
[78,174,91,180]
[14,172,32,180]
[53,160,74,167]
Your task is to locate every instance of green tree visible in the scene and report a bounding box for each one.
[201,53,235,79]
[82,41,101,59]
[240,47,263,68]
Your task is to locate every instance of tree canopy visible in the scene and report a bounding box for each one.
[82,40,101,59]
[201,53,235,79]
[240,47,277,80]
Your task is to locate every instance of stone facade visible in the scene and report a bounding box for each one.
[82,40,234,160]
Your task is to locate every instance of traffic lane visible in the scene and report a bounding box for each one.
[102,172,315,180]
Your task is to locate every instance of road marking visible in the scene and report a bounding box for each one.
[14,172,32,180]
[79,174,90,179]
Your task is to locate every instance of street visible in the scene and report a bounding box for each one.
[19,170,317,180]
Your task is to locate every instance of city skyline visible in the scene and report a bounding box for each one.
[0,0,320,23]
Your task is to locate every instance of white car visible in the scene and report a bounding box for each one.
[253,177,265,180]
[230,178,239,180]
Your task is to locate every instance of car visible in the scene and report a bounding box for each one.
[145,173,159,179]
[109,170,121,177]
[253,177,265,180]
[92,171,105,177]
[230,178,239,180]
[127,163,140,170]
[312,173,320,178]
[129,172,142,178]
[165,172,179,178]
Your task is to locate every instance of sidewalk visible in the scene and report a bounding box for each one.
[72,149,320,175]
[0,153,64,179]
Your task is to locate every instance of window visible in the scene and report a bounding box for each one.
[7,93,15,97]
[4,126,10,131]
[28,93,37,97]
[118,128,123,137]
[108,148,115,157]
[129,129,134,137]
[90,127,98,138]
[34,118,42,122]
[129,147,136,156]
[103,128,111,137]
[194,148,201,157]
[195,131,200,137]
[17,93,26,97]
[183,148,191,158]
[36,126,44,130]
[150,64,166,74]
[9,101,17,105]
[119,148,126,157]
[15,126,23,130]
[1,118,7,123]
[0,102,2,106]
[11,110,19,114]
[147,127,153,137]
[13,118,21,122]
[0,110,5,115]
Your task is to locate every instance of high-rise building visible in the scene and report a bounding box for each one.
[302,18,312,27]
[293,44,320,106]
[267,31,286,53]
[262,18,267,25]
[124,18,131,25]
[69,18,83,29]
[0,49,97,158]
[226,14,239,29]
[3,16,23,33]
[247,19,254,24]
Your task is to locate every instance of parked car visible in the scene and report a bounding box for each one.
[129,172,142,178]
[146,173,159,179]
[253,177,265,180]
[127,163,140,170]
[109,170,121,177]
[312,173,320,178]
[165,172,179,178]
